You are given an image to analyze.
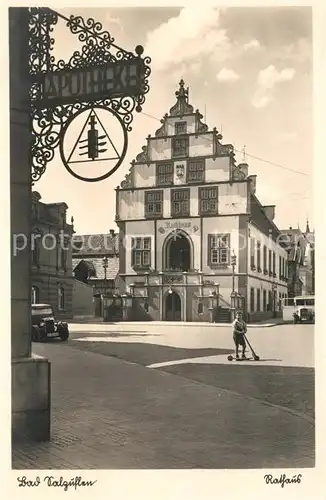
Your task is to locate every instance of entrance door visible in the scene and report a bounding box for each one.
[165,291,182,321]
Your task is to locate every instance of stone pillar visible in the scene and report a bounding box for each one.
[10,7,51,442]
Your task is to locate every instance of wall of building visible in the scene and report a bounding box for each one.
[32,275,73,320]
[118,180,248,222]
[72,279,94,318]
[247,224,288,320]
[31,197,74,320]
[123,220,155,275]
[133,156,231,189]
[165,115,198,135]
[205,157,231,183]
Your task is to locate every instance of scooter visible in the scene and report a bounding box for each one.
[227,334,260,362]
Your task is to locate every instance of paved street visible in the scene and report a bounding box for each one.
[12,322,314,469]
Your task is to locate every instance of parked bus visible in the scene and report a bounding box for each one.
[282,296,315,323]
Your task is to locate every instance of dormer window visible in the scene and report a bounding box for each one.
[175,121,187,135]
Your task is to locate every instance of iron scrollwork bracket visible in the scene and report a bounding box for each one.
[28,7,151,184]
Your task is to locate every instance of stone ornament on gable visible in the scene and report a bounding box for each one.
[232,165,246,181]
[176,164,185,178]
[136,145,148,163]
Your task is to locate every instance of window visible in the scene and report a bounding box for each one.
[250,238,255,269]
[257,242,261,271]
[268,249,272,274]
[279,255,282,279]
[187,159,205,182]
[263,290,267,311]
[197,302,204,314]
[156,163,173,186]
[272,251,276,276]
[263,246,267,273]
[208,234,230,266]
[31,233,41,265]
[58,286,65,311]
[257,289,261,312]
[131,237,151,268]
[250,287,255,312]
[172,136,189,158]
[31,286,39,304]
[175,121,187,135]
[171,188,190,217]
[268,290,273,311]
[145,190,163,218]
[198,187,218,215]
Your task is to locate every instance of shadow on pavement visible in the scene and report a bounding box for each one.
[70,332,158,338]
[160,363,315,420]
[65,340,234,366]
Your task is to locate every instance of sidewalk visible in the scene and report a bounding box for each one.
[12,342,314,469]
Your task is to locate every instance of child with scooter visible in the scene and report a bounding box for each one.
[232,310,247,360]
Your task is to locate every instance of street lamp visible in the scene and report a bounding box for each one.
[101,256,109,320]
[102,255,108,294]
[231,250,236,294]
[230,251,237,321]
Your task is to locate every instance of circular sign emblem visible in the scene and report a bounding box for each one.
[59,105,128,182]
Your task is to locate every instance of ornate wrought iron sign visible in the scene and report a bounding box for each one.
[29,7,151,183]
[59,105,128,182]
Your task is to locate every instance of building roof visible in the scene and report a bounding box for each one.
[250,194,281,240]
[72,256,119,280]
[72,233,119,256]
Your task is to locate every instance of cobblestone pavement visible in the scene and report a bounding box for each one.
[12,323,315,469]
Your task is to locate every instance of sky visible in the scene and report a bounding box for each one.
[35,6,313,235]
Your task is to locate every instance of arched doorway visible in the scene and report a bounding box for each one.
[166,233,191,271]
[165,290,182,321]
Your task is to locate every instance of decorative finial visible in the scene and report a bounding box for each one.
[306,218,310,233]
[71,216,74,224]
[175,79,187,100]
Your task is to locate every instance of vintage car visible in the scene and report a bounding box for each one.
[293,306,315,324]
[31,303,69,342]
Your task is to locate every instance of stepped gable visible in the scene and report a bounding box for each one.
[118,79,250,189]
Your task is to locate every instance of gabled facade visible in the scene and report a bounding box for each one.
[279,223,314,297]
[115,80,288,322]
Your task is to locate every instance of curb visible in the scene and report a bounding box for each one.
[69,321,286,328]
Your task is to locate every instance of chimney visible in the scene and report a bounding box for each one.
[109,229,115,237]
[248,175,257,195]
